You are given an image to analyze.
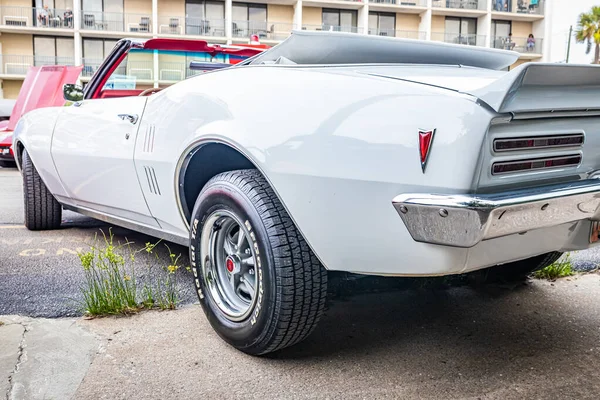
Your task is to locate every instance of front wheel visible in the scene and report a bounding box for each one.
[190,169,328,355]
[22,150,62,230]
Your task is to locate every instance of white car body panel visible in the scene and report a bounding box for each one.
[51,96,158,226]
[13,32,600,277]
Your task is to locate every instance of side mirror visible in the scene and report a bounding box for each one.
[63,83,84,102]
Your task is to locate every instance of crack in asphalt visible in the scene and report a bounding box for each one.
[5,322,28,400]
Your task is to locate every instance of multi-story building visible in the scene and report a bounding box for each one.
[0,0,552,99]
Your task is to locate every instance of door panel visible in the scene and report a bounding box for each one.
[52,96,159,226]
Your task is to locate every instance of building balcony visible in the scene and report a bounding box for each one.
[491,35,542,56]
[82,57,208,83]
[491,0,544,16]
[302,24,362,34]
[369,0,427,6]
[0,54,74,76]
[156,16,226,37]
[431,32,487,46]
[0,6,74,29]
[368,28,426,40]
[80,11,152,34]
[231,21,295,41]
[431,0,486,13]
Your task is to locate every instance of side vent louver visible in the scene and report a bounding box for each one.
[143,125,156,153]
[144,166,161,195]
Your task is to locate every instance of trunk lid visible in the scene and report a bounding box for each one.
[358,63,600,115]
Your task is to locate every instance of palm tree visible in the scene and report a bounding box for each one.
[575,6,600,64]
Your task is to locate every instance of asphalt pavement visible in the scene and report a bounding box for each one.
[3,166,600,399]
[0,167,196,318]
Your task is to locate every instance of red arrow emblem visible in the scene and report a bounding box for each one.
[419,129,436,172]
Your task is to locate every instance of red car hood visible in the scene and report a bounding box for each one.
[7,65,83,132]
[0,65,82,157]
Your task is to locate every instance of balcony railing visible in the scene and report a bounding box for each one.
[80,11,152,33]
[492,36,543,54]
[368,29,426,40]
[158,61,204,81]
[158,16,226,36]
[302,24,362,34]
[370,0,427,6]
[0,6,74,28]
[83,58,213,82]
[491,0,544,15]
[431,32,487,46]
[432,0,486,10]
[232,21,294,40]
[0,54,74,75]
[82,58,102,78]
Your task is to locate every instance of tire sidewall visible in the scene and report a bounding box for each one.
[190,181,277,352]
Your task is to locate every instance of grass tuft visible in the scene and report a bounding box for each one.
[79,229,187,316]
[533,253,574,281]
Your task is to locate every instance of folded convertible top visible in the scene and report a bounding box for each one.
[249,30,519,70]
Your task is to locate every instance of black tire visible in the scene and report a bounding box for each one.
[190,169,328,355]
[0,160,16,168]
[22,150,62,230]
[472,252,563,283]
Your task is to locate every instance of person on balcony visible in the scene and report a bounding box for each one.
[37,5,49,27]
[529,0,538,12]
[505,32,515,50]
[64,8,73,28]
[527,34,536,51]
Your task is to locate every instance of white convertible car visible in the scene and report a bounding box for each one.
[14,31,600,354]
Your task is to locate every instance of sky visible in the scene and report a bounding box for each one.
[549,0,598,63]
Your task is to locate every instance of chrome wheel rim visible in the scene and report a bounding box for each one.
[200,210,258,321]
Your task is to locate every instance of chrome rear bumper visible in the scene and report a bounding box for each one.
[392,179,600,248]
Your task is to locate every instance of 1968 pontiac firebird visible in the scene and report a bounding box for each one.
[13,31,600,355]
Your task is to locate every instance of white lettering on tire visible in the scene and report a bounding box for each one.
[245,220,264,326]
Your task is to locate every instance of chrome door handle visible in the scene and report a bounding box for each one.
[118,114,138,124]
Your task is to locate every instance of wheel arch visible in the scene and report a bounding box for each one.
[14,140,25,170]
[176,140,258,228]
[176,139,331,271]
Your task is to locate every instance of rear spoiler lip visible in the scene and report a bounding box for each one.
[470,63,600,114]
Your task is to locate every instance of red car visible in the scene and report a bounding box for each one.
[0,38,265,167]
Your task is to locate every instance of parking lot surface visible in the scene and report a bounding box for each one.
[3,166,600,399]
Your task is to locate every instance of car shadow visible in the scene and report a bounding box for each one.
[268,281,586,370]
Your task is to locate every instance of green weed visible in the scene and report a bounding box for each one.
[533,253,574,280]
[78,230,186,316]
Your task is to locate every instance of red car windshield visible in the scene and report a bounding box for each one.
[92,38,265,99]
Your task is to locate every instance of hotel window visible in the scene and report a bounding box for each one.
[82,39,119,76]
[322,9,357,32]
[81,0,124,30]
[185,0,225,35]
[368,12,395,36]
[491,20,511,49]
[33,36,74,66]
[445,17,477,45]
[232,3,267,36]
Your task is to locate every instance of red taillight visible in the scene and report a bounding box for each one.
[492,155,581,175]
[494,134,584,152]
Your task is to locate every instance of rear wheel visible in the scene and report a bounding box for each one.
[22,150,62,230]
[473,252,563,283]
[190,169,328,355]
